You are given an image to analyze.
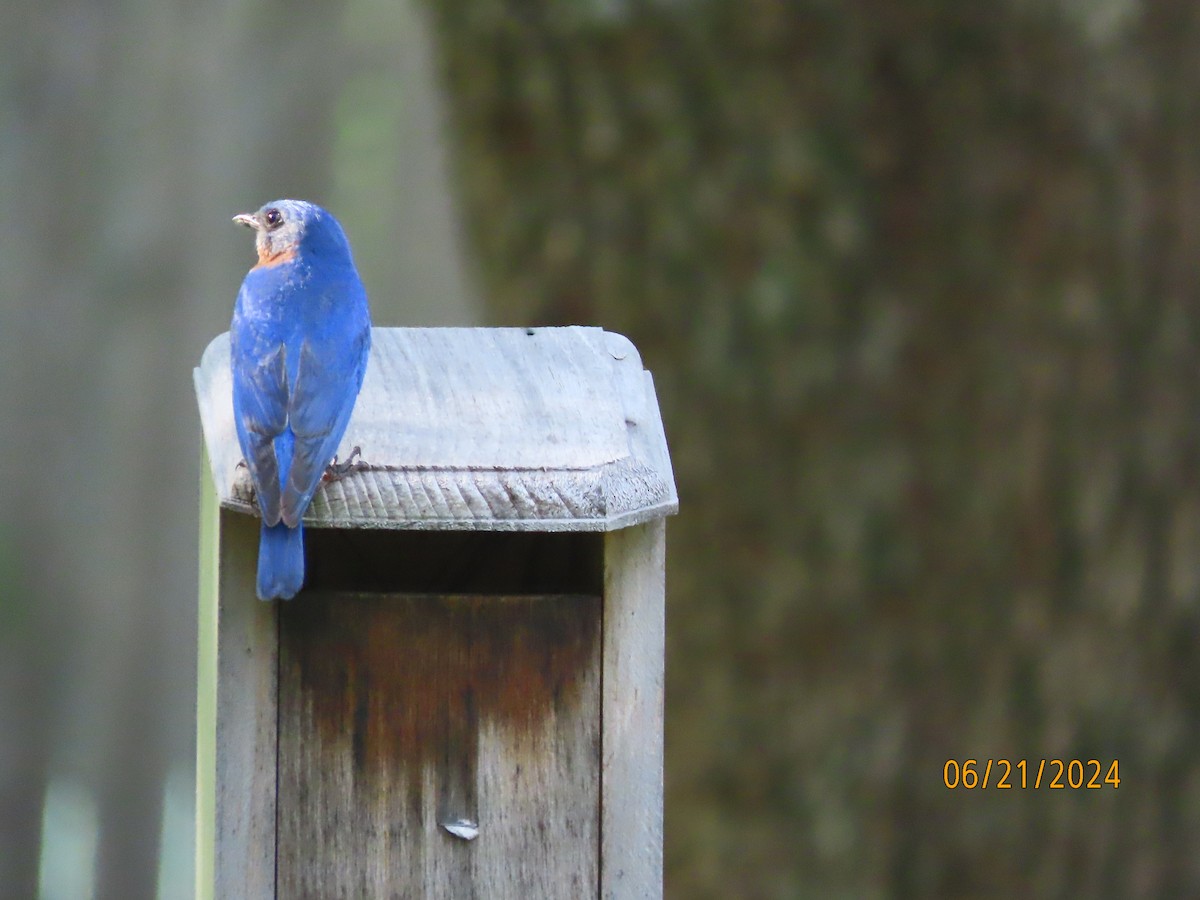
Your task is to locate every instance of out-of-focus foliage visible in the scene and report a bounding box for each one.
[425,0,1200,894]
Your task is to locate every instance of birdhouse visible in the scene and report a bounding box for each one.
[193,327,677,899]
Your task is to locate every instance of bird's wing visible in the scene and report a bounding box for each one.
[279,327,370,528]
[232,339,289,526]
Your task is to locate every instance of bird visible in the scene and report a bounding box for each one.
[230,199,371,600]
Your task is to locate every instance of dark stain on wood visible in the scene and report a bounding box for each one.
[281,592,599,770]
[276,591,602,895]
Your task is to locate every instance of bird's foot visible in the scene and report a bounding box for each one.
[323,446,365,482]
[236,459,256,501]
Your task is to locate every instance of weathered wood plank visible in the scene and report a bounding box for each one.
[358,327,626,467]
[602,520,666,899]
[214,510,277,899]
[195,451,218,900]
[277,592,601,898]
[194,327,678,531]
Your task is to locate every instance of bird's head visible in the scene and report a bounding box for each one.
[233,199,352,269]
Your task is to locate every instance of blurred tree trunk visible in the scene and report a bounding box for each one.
[424,1,1200,895]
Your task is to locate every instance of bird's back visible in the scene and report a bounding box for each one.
[229,199,372,600]
[231,214,371,527]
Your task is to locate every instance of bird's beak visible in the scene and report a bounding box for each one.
[232,213,259,229]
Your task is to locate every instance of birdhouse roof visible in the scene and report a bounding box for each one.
[194,326,677,531]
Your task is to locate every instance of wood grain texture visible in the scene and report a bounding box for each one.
[213,510,278,899]
[602,521,666,899]
[194,327,678,531]
[277,592,602,898]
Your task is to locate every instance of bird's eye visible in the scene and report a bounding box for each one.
[264,208,283,228]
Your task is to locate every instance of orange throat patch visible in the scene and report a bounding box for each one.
[253,246,297,270]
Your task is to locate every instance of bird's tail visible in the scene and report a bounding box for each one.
[257,520,305,601]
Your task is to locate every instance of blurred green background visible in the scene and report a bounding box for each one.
[4,0,1200,897]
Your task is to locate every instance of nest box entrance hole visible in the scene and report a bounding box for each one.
[304,529,604,596]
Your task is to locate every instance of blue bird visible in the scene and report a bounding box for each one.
[230,200,371,600]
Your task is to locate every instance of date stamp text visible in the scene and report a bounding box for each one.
[943,759,1120,789]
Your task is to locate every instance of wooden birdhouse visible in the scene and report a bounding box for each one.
[193,327,677,899]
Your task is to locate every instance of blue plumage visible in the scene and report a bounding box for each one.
[230,200,371,600]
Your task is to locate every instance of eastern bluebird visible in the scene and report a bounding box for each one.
[230,200,371,600]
